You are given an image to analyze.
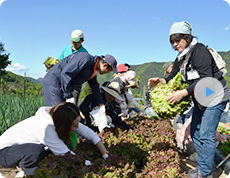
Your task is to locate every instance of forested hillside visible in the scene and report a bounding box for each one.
[98,50,230,96]
[1,50,230,97]
[0,71,43,95]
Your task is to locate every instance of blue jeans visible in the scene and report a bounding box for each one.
[190,101,228,176]
[220,110,230,123]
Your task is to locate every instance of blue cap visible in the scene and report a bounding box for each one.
[104,54,117,73]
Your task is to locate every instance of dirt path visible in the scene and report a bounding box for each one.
[179,154,228,178]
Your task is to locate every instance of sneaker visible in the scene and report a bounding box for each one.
[189,152,198,162]
[187,169,213,178]
[187,169,198,178]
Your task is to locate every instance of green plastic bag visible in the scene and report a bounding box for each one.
[66,131,78,151]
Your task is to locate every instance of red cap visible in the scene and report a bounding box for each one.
[117,64,129,73]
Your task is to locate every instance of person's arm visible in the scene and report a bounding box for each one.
[88,77,104,105]
[75,123,101,144]
[79,94,94,114]
[165,59,179,83]
[168,46,213,103]
[61,55,89,99]
[148,60,180,89]
[95,141,107,155]
[106,109,131,131]
[168,89,189,104]
[166,59,188,104]
[43,125,75,155]
[148,77,167,89]
[75,123,109,157]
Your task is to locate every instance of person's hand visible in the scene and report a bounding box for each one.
[168,89,188,104]
[148,77,160,89]
[106,153,124,163]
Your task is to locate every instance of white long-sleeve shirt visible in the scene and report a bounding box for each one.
[0,107,101,155]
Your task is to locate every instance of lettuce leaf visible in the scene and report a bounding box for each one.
[150,73,191,119]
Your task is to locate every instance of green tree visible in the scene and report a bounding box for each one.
[0,42,11,88]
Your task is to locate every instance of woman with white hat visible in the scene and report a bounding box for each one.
[148,21,230,177]
[79,81,131,132]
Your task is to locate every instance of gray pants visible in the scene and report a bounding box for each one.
[0,143,47,175]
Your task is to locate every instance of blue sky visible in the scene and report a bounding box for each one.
[0,0,230,79]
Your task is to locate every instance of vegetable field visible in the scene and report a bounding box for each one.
[0,94,186,177]
[1,94,229,177]
[0,94,45,134]
[35,117,186,177]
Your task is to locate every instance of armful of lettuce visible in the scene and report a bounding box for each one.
[150,73,191,119]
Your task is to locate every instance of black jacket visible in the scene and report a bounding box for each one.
[165,43,228,109]
[79,93,130,131]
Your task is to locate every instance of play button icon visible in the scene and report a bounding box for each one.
[206,87,214,97]
[194,77,224,107]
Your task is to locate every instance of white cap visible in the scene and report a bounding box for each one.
[70,29,84,42]
[169,21,193,36]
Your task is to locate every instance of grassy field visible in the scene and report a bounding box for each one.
[0,94,45,134]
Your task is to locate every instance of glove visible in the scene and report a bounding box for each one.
[99,104,106,114]
[121,109,129,117]
[66,97,76,104]
[84,160,91,166]
[105,153,124,163]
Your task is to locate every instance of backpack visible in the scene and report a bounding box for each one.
[208,48,227,76]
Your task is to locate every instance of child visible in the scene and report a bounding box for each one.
[79,81,131,132]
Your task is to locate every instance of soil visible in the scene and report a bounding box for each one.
[1,156,228,178]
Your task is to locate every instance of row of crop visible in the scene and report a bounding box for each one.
[34,117,186,177]
[0,94,45,134]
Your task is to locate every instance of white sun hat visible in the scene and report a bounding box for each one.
[101,82,124,101]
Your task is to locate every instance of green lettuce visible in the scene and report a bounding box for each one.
[150,73,191,119]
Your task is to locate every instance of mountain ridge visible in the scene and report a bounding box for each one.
[1,50,230,96]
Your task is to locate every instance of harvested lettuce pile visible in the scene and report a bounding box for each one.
[150,73,191,119]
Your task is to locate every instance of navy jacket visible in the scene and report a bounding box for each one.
[43,52,104,105]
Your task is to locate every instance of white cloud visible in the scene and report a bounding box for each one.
[6,63,28,76]
[0,0,6,6]
[224,0,230,6]
[224,24,230,30]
